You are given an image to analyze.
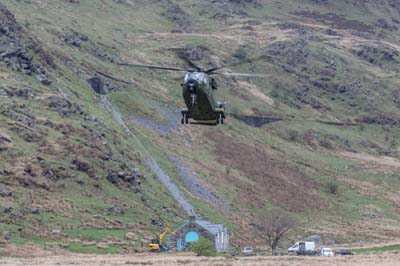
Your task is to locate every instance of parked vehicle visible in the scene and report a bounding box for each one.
[321,247,334,256]
[335,249,353,255]
[288,241,317,255]
[241,246,254,255]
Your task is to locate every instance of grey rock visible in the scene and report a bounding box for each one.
[47,96,82,117]
[107,207,124,216]
[63,31,88,47]
[0,184,12,197]
[4,232,12,241]
[106,172,118,184]
[30,208,40,214]
[51,229,61,234]
[36,73,52,85]
[4,86,34,98]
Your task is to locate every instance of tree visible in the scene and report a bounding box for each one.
[189,238,217,257]
[260,210,296,255]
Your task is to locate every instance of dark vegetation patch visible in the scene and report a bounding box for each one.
[356,113,400,126]
[160,0,192,30]
[263,39,310,70]
[205,131,323,212]
[293,11,374,33]
[352,45,399,66]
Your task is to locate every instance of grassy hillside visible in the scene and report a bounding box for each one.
[1,0,400,253]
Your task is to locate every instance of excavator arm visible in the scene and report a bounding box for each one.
[149,228,175,252]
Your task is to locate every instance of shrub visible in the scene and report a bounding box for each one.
[189,238,216,257]
[325,180,339,195]
[287,129,301,142]
[319,138,334,150]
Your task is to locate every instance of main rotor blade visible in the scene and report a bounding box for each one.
[176,53,202,72]
[117,62,188,72]
[204,55,265,74]
[211,72,268,78]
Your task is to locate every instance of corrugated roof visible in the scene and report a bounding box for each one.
[174,219,226,236]
[195,219,225,235]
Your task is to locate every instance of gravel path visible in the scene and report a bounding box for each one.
[128,102,229,211]
[129,105,181,136]
[168,155,230,211]
[98,95,196,217]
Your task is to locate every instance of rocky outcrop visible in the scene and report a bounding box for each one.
[63,31,88,47]
[47,96,83,117]
[0,3,52,84]
[106,169,144,192]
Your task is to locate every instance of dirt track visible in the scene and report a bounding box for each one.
[1,253,400,266]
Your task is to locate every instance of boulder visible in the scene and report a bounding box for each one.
[36,73,52,85]
[0,184,12,197]
[107,207,124,216]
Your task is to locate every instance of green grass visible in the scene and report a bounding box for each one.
[67,242,120,254]
[353,245,400,254]
[2,0,400,252]
[64,229,129,242]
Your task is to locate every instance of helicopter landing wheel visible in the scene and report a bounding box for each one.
[182,114,189,125]
[217,114,224,125]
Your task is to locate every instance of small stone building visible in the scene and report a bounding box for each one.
[169,216,229,253]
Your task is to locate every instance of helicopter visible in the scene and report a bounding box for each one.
[118,61,265,125]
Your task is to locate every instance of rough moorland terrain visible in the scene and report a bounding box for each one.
[1,252,400,266]
[1,0,400,253]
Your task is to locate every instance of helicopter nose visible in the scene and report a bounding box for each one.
[186,79,198,92]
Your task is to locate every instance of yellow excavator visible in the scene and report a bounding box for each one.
[149,227,175,252]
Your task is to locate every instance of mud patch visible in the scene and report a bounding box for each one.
[237,81,274,106]
[205,131,322,211]
[337,151,400,169]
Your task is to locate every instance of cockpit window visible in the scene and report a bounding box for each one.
[184,72,207,83]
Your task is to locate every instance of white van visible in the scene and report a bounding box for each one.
[288,241,316,255]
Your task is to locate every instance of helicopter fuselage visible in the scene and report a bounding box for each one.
[181,72,225,125]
